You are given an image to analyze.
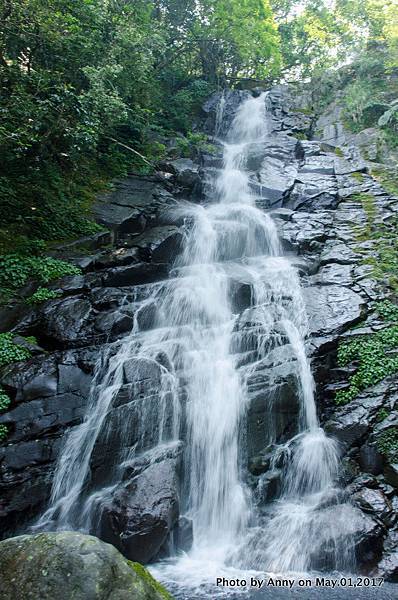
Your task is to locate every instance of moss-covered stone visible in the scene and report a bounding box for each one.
[0,531,174,600]
[129,562,173,600]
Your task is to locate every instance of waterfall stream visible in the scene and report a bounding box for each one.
[36,92,358,591]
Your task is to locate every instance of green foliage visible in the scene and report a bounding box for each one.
[0,425,8,443]
[0,334,32,368]
[371,166,398,197]
[376,428,398,462]
[376,300,398,322]
[362,216,398,291]
[336,325,398,404]
[0,387,11,412]
[175,132,216,157]
[0,254,81,300]
[26,287,61,305]
[376,408,389,422]
[351,172,365,182]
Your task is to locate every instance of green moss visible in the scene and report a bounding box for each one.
[128,562,174,600]
[26,287,61,305]
[376,408,389,422]
[351,171,365,182]
[376,428,398,463]
[371,166,398,197]
[362,217,398,292]
[295,132,308,140]
[0,424,8,443]
[335,325,398,405]
[334,146,344,157]
[0,387,11,412]
[0,333,32,368]
[293,107,312,115]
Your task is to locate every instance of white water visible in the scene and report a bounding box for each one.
[36,92,356,591]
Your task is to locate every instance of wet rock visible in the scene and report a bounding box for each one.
[94,175,177,235]
[359,443,384,475]
[311,263,354,287]
[325,385,386,448]
[286,171,339,211]
[257,469,282,503]
[0,531,170,599]
[102,263,168,287]
[123,357,163,387]
[136,302,157,331]
[384,464,398,489]
[94,310,135,337]
[98,443,182,562]
[303,284,364,338]
[174,516,193,553]
[352,487,392,522]
[352,510,385,569]
[169,158,200,188]
[374,530,398,582]
[39,297,93,348]
[320,242,359,265]
[131,226,183,264]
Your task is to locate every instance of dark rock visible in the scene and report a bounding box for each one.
[131,226,183,264]
[352,487,392,522]
[169,158,200,188]
[0,531,171,599]
[123,357,163,386]
[359,443,384,475]
[384,464,398,489]
[303,284,364,338]
[136,302,157,331]
[94,310,135,337]
[98,442,182,562]
[174,516,193,553]
[94,175,177,235]
[325,385,386,448]
[102,263,168,287]
[39,297,93,348]
[374,530,398,582]
[257,469,282,503]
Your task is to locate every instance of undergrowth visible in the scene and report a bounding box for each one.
[336,301,398,405]
[376,428,398,463]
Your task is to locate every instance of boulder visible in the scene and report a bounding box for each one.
[98,443,182,562]
[169,159,200,189]
[39,297,94,348]
[374,530,398,582]
[325,385,387,448]
[0,531,172,599]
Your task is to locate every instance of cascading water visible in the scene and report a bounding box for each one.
[36,91,358,591]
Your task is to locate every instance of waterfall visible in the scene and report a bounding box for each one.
[36,92,355,583]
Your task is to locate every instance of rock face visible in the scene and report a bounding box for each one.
[0,531,172,600]
[1,84,398,576]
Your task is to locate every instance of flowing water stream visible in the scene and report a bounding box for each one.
[36,92,359,596]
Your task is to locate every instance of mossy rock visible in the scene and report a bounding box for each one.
[0,531,173,600]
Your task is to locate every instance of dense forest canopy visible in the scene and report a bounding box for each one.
[0,0,397,262]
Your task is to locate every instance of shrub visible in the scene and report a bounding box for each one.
[0,387,11,412]
[0,425,8,443]
[336,325,398,404]
[0,255,81,299]
[0,333,32,368]
[26,287,61,305]
[376,428,398,463]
